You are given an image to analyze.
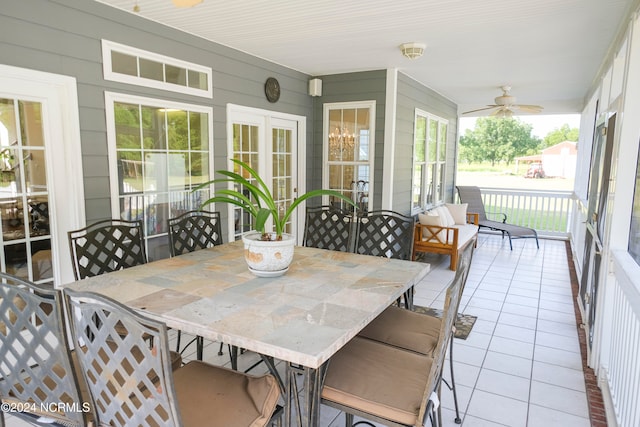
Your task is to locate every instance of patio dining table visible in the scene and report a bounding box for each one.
[63,240,429,427]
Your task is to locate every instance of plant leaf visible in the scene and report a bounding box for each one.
[255,208,272,233]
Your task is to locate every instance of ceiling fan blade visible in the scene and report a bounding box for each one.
[462,105,499,114]
[514,104,544,112]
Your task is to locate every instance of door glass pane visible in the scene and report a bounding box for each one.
[0,98,52,285]
[24,149,47,194]
[232,124,260,238]
[273,128,292,233]
[19,101,44,147]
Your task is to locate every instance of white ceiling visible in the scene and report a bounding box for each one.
[96,0,636,115]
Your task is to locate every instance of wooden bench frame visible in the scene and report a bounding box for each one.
[412,212,479,270]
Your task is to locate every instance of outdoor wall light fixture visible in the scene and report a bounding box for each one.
[400,42,426,59]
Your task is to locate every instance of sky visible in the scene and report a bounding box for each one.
[459,114,581,139]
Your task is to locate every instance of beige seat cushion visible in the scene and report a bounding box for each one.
[454,224,478,250]
[322,336,432,426]
[173,361,280,427]
[358,305,440,355]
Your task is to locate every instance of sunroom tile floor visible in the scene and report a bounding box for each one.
[4,235,591,427]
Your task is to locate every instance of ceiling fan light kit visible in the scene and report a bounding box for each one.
[400,42,426,59]
[462,85,543,116]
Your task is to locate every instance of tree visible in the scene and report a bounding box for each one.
[459,117,541,165]
[543,124,579,147]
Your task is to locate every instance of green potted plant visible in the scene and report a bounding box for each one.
[198,159,355,276]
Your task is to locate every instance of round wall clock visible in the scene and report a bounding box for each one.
[264,77,280,103]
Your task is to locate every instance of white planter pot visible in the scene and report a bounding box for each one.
[241,232,295,277]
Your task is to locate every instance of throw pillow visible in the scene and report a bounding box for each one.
[435,205,455,227]
[418,212,445,241]
[446,203,468,225]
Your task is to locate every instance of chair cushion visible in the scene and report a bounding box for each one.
[434,205,455,227]
[455,225,478,250]
[418,212,445,242]
[446,203,468,225]
[322,336,432,426]
[173,361,280,427]
[358,305,440,355]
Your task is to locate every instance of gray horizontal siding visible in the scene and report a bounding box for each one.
[311,70,387,209]
[1,0,312,226]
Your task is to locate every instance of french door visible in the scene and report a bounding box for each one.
[580,113,616,349]
[0,65,84,286]
[226,105,305,243]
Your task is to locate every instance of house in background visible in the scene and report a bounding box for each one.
[515,141,577,178]
[542,141,577,178]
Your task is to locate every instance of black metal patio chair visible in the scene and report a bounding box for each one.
[168,210,223,360]
[67,218,182,369]
[64,288,282,427]
[67,219,147,280]
[302,205,354,252]
[354,210,415,307]
[0,273,94,427]
[321,240,467,427]
[358,239,476,425]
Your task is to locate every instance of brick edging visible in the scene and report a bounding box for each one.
[564,241,608,427]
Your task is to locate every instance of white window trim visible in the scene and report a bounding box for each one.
[411,108,448,215]
[0,64,85,286]
[226,104,307,242]
[104,91,214,221]
[322,100,376,211]
[102,40,213,98]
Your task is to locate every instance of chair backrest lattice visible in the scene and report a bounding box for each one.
[168,210,223,256]
[64,289,181,427]
[354,210,414,260]
[68,219,147,280]
[0,273,88,427]
[302,206,353,252]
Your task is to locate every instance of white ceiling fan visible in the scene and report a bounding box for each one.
[463,86,543,116]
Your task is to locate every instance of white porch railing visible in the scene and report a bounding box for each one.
[466,187,573,237]
[606,252,640,427]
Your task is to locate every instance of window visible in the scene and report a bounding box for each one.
[412,110,448,213]
[323,101,375,213]
[102,40,212,98]
[105,93,213,260]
